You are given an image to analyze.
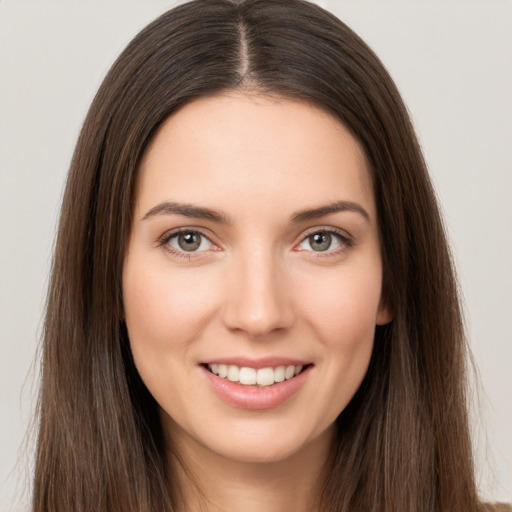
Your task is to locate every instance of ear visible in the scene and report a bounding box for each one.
[376,297,393,326]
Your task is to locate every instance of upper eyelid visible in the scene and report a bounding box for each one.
[160,226,217,244]
[159,229,218,258]
[297,226,352,242]
[301,225,348,236]
[294,229,353,258]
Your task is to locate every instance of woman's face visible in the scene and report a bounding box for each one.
[123,93,390,465]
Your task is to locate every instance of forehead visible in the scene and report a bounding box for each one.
[136,92,375,222]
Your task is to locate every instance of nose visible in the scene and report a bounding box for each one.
[221,247,295,338]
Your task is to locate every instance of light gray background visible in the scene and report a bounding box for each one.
[1,1,511,510]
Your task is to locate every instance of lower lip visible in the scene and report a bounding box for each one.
[201,365,312,410]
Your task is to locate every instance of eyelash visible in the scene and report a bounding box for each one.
[158,228,218,260]
[158,227,353,259]
[297,227,353,257]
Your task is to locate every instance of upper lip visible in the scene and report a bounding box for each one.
[201,357,311,369]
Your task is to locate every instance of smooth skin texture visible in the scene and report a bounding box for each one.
[123,93,391,511]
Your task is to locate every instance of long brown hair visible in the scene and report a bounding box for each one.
[33,1,486,510]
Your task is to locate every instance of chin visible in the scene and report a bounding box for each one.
[213,438,306,465]
[177,413,335,467]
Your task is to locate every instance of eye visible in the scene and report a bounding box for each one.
[297,230,348,253]
[166,230,213,253]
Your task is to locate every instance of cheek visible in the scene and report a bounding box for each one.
[122,258,222,385]
[296,262,382,409]
[122,259,225,423]
[298,262,383,347]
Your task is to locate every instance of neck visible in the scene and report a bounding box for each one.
[165,424,334,512]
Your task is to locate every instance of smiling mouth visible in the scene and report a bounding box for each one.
[204,363,310,387]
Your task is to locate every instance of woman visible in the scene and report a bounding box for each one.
[32,0,503,511]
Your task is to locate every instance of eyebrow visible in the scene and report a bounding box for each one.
[142,201,231,224]
[141,200,370,224]
[291,201,370,224]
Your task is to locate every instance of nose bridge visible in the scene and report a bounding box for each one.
[222,243,293,337]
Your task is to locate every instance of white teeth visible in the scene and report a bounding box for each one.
[218,364,228,378]
[274,366,285,382]
[256,367,274,386]
[285,365,295,380]
[239,367,257,385]
[227,365,239,382]
[207,363,305,386]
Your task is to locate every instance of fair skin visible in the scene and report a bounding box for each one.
[123,92,391,512]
